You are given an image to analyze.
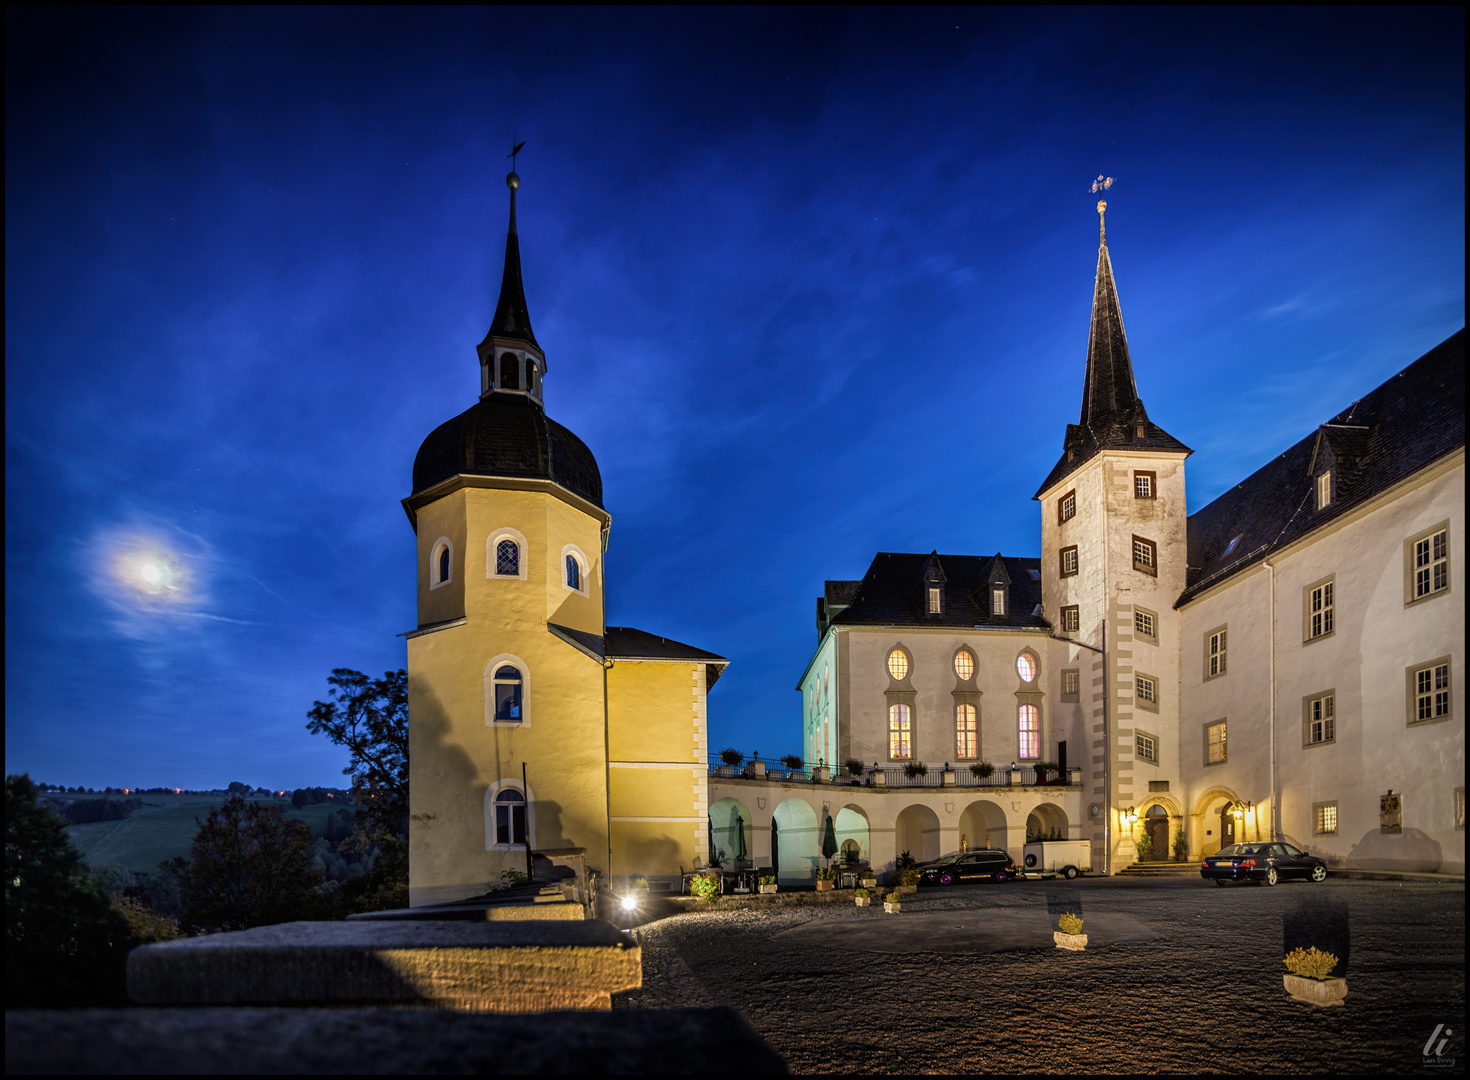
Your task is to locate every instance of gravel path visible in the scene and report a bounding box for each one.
[613,878,1464,1074]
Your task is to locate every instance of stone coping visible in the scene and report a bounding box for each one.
[128,919,639,1013]
[5,1007,788,1075]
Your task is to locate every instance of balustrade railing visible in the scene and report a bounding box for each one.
[707,759,1078,788]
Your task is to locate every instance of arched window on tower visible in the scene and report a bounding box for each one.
[493,666,523,721]
[500,353,519,390]
[565,554,580,591]
[496,539,520,576]
[495,789,527,845]
[438,545,450,585]
[526,361,537,393]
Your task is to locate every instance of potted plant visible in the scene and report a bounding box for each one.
[780,754,803,776]
[1172,828,1189,863]
[758,874,778,895]
[1033,761,1059,784]
[845,759,865,779]
[854,887,871,908]
[893,867,919,895]
[689,871,720,902]
[903,762,929,780]
[632,875,649,895]
[1054,912,1087,951]
[815,866,837,891]
[970,762,995,781]
[883,891,902,914]
[1283,947,1346,1007]
[1134,830,1154,861]
[859,869,878,889]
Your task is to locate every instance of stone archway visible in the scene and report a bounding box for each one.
[1026,802,1069,841]
[1143,805,1169,861]
[895,804,942,863]
[835,805,871,870]
[959,800,1008,853]
[708,797,753,869]
[772,798,820,886]
[1193,786,1243,857]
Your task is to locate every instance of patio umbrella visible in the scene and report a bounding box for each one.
[822,814,839,865]
[734,813,748,863]
[771,819,779,878]
[707,813,716,865]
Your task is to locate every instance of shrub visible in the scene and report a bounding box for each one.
[502,868,530,885]
[758,875,777,886]
[884,892,900,904]
[1058,912,1084,935]
[1283,947,1339,980]
[718,747,745,767]
[970,762,995,779]
[1135,831,1155,859]
[903,762,928,779]
[780,754,803,770]
[632,876,648,889]
[111,895,180,944]
[815,867,838,881]
[854,888,870,898]
[895,850,917,870]
[1172,829,1189,860]
[1027,827,1067,843]
[894,868,919,887]
[845,759,865,777]
[690,872,720,901]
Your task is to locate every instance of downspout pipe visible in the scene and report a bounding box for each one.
[1267,560,1279,841]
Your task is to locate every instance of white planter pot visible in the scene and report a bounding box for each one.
[1054,931,1088,951]
[883,901,901,914]
[860,879,877,889]
[854,897,870,907]
[758,884,778,894]
[1283,974,1347,1007]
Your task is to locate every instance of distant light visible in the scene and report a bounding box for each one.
[140,564,161,584]
[621,895,638,912]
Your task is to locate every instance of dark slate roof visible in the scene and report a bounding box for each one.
[1034,238,1190,498]
[605,626,728,688]
[1178,329,1465,606]
[830,552,1049,631]
[478,190,542,356]
[411,394,603,507]
[824,580,861,607]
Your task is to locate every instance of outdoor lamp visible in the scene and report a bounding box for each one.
[620,894,638,912]
[1231,804,1243,819]
[1125,806,1138,823]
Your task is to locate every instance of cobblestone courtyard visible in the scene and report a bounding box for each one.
[614,878,1464,1074]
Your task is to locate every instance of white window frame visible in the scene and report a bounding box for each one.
[888,703,912,760]
[1060,605,1080,634]
[560,543,590,597]
[1060,545,1079,577]
[1305,692,1336,745]
[1134,607,1157,644]
[430,536,454,590]
[1409,659,1452,725]
[487,528,529,580]
[1132,535,1157,576]
[1205,720,1227,765]
[955,703,978,760]
[992,587,1006,615]
[484,779,537,851]
[1018,704,1040,760]
[484,654,531,728]
[928,587,942,614]
[1135,674,1159,712]
[1316,470,1332,510]
[1406,522,1451,604]
[1062,669,1080,700]
[1206,626,1227,680]
[1059,490,1076,524]
[1134,471,1155,500]
[1135,732,1157,764]
[1305,577,1335,641]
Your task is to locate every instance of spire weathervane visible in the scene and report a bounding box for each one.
[1091,175,1115,243]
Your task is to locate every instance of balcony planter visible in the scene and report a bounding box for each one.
[1053,931,1088,951]
[815,880,834,892]
[1284,974,1347,1007]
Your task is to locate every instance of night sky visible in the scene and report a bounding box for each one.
[6,9,1463,789]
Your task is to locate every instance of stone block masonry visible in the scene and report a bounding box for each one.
[128,919,640,1013]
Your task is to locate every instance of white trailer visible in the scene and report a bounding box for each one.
[1022,840,1092,879]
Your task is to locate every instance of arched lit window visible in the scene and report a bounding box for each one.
[500,353,519,390]
[956,703,978,759]
[495,789,527,845]
[887,649,909,681]
[565,554,580,591]
[1016,653,1037,683]
[888,704,911,759]
[496,539,520,576]
[493,666,523,721]
[438,545,450,584]
[954,649,975,681]
[1018,704,1039,759]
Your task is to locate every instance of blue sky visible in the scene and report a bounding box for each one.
[5,8,1463,789]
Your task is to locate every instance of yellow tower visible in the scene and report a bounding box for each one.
[403,168,726,905]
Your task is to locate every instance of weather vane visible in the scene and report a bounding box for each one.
[508,138,526,171]
[1091,175,1115,240]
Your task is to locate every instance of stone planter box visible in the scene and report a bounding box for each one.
[859,878,877,890]
[758,884,778,894]
[1284,974,1347,1007]
[854,897,870,908]
[1053,931,1088,951]
[815,880,834,892]
[883,901,901,914]
[895,884,917,897]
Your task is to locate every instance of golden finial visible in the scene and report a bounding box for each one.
[1091,175,1114,243]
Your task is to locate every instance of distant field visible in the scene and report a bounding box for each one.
[62,795,353,875]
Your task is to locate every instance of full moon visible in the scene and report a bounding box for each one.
[140,564,161,584]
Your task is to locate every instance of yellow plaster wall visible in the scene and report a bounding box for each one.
[416,495,467,627]
[608,661,699,763]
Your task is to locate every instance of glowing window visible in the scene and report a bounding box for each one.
[565,554,580,591]
[1016,654,1036,682]
[956,704,977,759]
[496,539,520,576]
[953,649,975,681]
[1206,721,1227,764]
[493,666,523,721]
[928,587,941,613]
[1018,705,1039,759]
[1315,803,1337,835]
[495,789,527,845]
[887,649,909,681]
[888,704,911,759]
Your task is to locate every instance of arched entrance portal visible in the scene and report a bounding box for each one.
[1026,802,1069,841]
[895,804,942,864]
[772,798,820,886]
[835,806,870,870]
[959,800,1007,853]
[1145,805,1168,860]
[708,798,752,869]
[1194,787,1244,856]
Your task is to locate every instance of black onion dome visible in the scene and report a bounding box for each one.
[411,395,603,509]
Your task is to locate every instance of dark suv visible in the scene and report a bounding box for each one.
[917,850,1017,885]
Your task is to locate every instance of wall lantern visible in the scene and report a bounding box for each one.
[1125,806,1138,823]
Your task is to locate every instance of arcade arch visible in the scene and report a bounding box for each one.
[834,805,871,867]
[708,797,753,868]
[772,798,820,886]
[895,803,942,863]
[959,800,1007,853]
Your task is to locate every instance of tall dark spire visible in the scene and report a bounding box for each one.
[1078,199,1138,427]
[482,170,542,356]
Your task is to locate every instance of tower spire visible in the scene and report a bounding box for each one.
[1079,183,1137,428]
[477,147,545,400]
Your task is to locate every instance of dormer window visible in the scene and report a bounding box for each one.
[992,587,1006,615]
[1136,422,1146,438]
[1316,470,1332,510]
[928,587,941,614]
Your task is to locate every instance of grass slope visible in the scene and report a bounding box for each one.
[64,795,350,874]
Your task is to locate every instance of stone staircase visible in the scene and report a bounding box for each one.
[1116,860,1199,878]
